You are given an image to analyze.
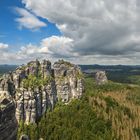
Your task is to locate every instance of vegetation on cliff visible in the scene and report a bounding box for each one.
[17,75,140,140]
[22,74,53,89]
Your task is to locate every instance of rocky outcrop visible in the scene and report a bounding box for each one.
[14,60,57,124]
[54,60,84,102]
[0,59,84,124]
[0,92,17,140]
[95,71,108,85]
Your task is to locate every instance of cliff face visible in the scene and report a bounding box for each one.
[0,92,18,140]
[0,59,84,124]
[53,60,83,102]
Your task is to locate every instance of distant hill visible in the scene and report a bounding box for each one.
[0,65,17,75]
[79,64,140,72]
[79,65,140,85]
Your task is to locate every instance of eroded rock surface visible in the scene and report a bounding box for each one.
[54,60,84,102]
[0,59,84,124]
[95,71,108,85]
[0,92,17,140]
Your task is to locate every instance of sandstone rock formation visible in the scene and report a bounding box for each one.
[19,134,29,140]
[0,92,17,140]
[95,71,108,85]
[54,60,84,102]
[0,59,84,124]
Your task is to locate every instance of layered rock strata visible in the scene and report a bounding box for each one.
[0,59,84,124]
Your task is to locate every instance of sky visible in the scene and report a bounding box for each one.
[0,0,140,65]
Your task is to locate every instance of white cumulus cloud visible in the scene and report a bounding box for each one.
[0,43,8,50]
[15,7,47,30]
[20,0,140,64]
[40,36,75,58]
[0,36,74,64]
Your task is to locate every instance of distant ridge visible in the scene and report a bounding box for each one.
[0,65,18,74]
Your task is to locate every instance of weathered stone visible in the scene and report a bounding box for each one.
[41,59,52,78]
[13,72,20,89]
[0,93,18,140]
[54,60,84,103]
[0,59,84,124]
[95,71,108,85]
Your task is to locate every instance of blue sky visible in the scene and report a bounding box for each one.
[0,0,140,65]
[0,0,61,52]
